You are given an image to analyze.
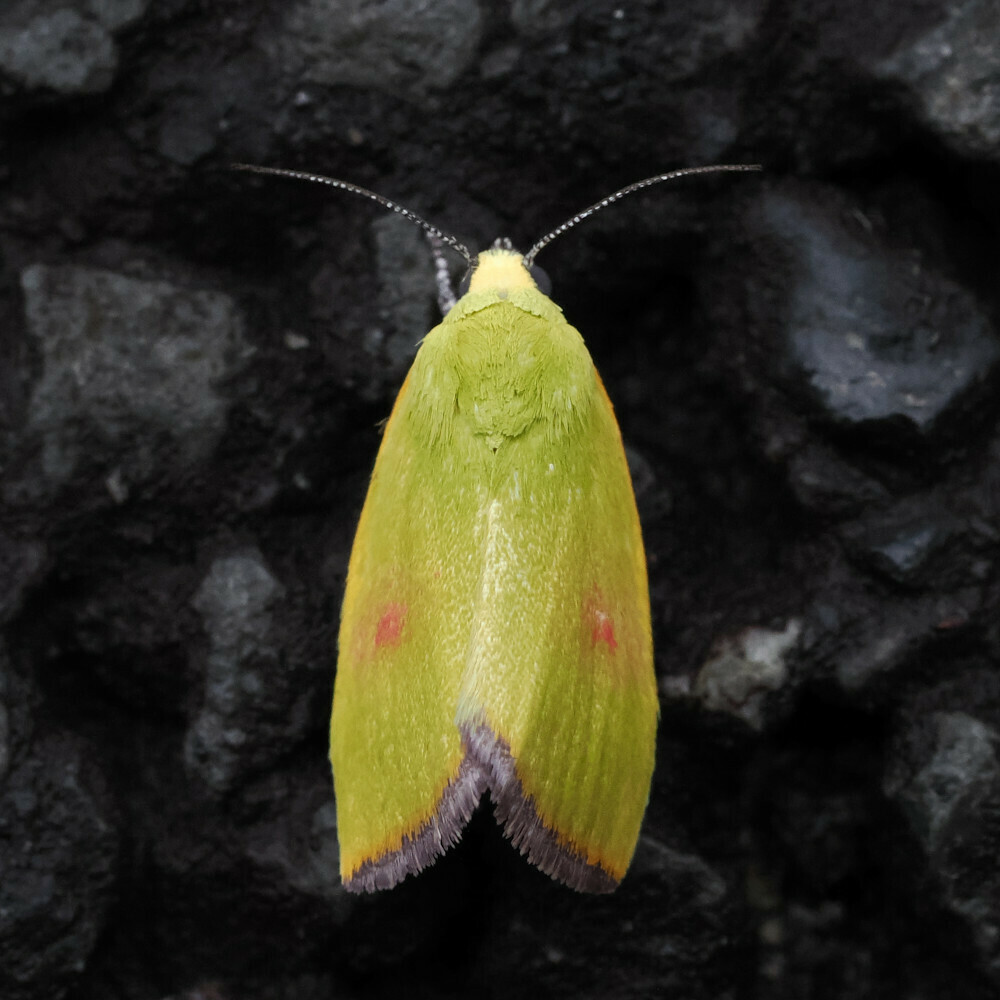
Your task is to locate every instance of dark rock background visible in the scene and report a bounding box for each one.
[2,0,999,997]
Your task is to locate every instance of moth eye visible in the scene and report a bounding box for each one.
[529,264,551,296]
[458,270,472,296]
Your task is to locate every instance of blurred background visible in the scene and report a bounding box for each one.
[2,1,999,997]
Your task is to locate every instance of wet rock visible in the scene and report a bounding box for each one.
[839,495,966,589]
[832,590,980,693]
[0,731,118,1000]
[263,0,483,95]
[694,619,801,730]
[243,775,346,911]
[746,187,999,444]
[885,710,1000,982]
[875,0,1000,160]
[837,483,996,594]
[785,442,890,516]
[887,711,998,853]
[9,264,245,503]
[185,549,294,793]
[0,0,148,98]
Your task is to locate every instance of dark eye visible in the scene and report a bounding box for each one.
[457,269,472,296]
[529,264,551,295]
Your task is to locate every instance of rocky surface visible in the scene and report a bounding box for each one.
[1,1,999,998]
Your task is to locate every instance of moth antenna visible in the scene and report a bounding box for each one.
[523,163,762,267]
[231,163,473,265]
[427,234,458,315]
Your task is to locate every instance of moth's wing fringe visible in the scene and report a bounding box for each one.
[343,757,486,892]
[461,719,619,893]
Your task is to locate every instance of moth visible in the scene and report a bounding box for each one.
[235,161,758,892]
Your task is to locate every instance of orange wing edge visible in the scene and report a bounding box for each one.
[342,760,486,893]
[344,722,623,893]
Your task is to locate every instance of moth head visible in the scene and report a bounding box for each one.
[462,242,552,298]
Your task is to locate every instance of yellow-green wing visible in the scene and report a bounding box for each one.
[454,358,656,891]
[331,359,488,892]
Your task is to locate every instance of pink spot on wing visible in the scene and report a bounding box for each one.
[584,588,618,652]
[374,602,407,648]
[592,609,618,651]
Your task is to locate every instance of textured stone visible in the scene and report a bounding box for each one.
[11,264,245,501]
[0,8,115,95]
[786,443,889,516]
[839,496,963,588]
[0,0,148,98]
[694,620,801,730]
[264,0,483,94]
[748,188,999,440]
[887,711,999,853]
[886,710,1000,982]
[244,787,345,909]
[876,0,1000,160]
[372,214,436,375]
[0,732,118,1000]
[185,550,288,793]
[832,591,979,692]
